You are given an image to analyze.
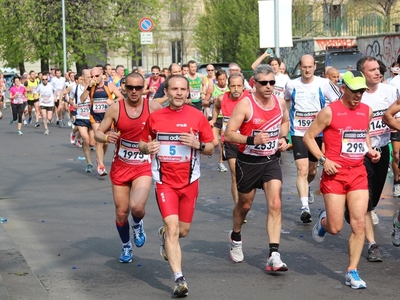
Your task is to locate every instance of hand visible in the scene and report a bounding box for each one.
[180,128,200,149]
[368,149,381,163]
[209,119,215,127]
[278,137,289,152]
[323,158,341,175]
[147,135,160,155]
[254,130,270,145]
[106,131,120,144]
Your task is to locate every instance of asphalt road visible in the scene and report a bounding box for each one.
[0,106,399,300]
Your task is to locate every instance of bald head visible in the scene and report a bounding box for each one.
[326,67,339,85]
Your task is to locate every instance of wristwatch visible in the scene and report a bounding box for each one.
[318,155,327,165]
[198,141,206,152]
[280,136,289,144]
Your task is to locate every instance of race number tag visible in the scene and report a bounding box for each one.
[243,129,279,156]
[190,89,201,100]
[93,98,108,113]
[55,89,62,100]
[77,103,90,118]
[157,133,191,163]
[341,130,368,159]
[293,111,317,135]
[41,93,52,104]
[14,93,24,104]
[118,139,149,165]
[369,109,389,137]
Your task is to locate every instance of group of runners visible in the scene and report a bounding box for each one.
[2,55,400,296]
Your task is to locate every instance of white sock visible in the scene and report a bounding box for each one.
[174,272,183,281]
[300,197,309,208]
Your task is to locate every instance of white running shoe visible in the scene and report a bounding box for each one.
[265,252,288,272]
[229,230,244,262]
[218,162,228,172]
[371,210,379,225]
[345,270,366,289]
[394,184,400,197]
[308,187,314,204]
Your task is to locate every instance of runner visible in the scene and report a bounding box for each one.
[51,68,66,126]
[95,72,161,263]
[143,66,164,101]
[24,70,41,127]
[224,64,290,272]
[9,76,27,135]
[139,75,214,297]
[304,70,380,289]
[37,74,54,135]
[185,60,206,111]
[80,67,123,176]
[284,54,340,223]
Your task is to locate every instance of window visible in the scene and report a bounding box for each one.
[171,41,182,64]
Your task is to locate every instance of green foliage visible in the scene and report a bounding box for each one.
[194,0,260,70]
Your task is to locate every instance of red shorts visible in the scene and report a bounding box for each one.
[155,180,199,223]
[110,162,151,186]
[320,164,368,195]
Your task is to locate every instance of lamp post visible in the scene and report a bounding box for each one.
[62,0,67,74]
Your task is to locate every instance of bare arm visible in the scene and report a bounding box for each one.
[251,50,271,70]
[383,96,400,131]
[94,104,119,143]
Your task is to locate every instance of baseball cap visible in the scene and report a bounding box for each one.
[342,70,368,90]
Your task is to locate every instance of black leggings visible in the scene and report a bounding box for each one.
[11,103,24,123]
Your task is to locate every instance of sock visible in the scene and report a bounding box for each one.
[132,215,142,226]
[231,231,241,242]
[269,243,279,257]
[300,197,309,208]
[368,241,376,249]
[116,220,130,244]
[123,241,132,248]
[174,272,184,281]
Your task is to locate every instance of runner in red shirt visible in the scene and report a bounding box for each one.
[139,75,214,297]
[94,72,161,264]
[224,64,290,272]
[303,70,380,289]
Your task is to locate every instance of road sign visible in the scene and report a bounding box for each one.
[140,32,153,45]
[139,17,154,32]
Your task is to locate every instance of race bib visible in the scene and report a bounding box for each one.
[92,98,108,113]
[293,111,317,135]
[117,139,149,165]
[14,93,23,104]
[41,94,52,104]
[190,89,201,100]
[369,109,389,137]
[341,130,368,159]
[243,129,279,156]
[55,89,62,100]
[157,133,192,163]
[77,103,90,118]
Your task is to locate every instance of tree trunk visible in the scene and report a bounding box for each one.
[18,62,25,76]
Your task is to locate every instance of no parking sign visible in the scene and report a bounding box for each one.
[139,17,154,32]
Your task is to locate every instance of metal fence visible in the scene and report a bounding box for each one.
[293,14,400,37]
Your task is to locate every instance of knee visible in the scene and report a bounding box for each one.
[115,211,128,223]
[325,219,343,235]
[179,227,190,237]
[296,165,309,177]
[268,198,282,214]
[349,218,365,234]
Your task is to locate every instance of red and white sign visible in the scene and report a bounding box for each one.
[139,17,154,32]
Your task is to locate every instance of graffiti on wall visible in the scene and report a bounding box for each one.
[315,39,356,51]
[351,35,400,74]
[280,39,314,72]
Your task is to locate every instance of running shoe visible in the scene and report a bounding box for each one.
[97,164,108,176]
[17,130,23,136]
[23,119,27,125]
[229,230,244,262]
[173,276,188,297]
[308,187,314,204]
[28,117,32,124]
[132,220,146,248]
[75,139,83,148]
[44,129,49,135]
[371,210,379,225]
[265,252,288,272]
[56,120,59,125]
[391,210,400,247]
[119,245,133,263]
[59,120,63,128]
[90,146,96,151]
[300,206,312,223]
[312,210,327,243]
[35,122,40,127]
[218,162,228,172]
[67,120,72,127]
[70,132,76,144]
[345,270,366,289]
[85,164,93,173]
[367,243,382,262]
[394,184,400,197]
[9,119,13,125]
[158,226,168,261]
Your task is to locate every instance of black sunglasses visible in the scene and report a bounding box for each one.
[91,74,101,78]
[125,85,144,91]
[256,80,276,86]
[42,79,48,81]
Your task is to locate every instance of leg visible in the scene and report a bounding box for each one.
[233,190,255,232]
[34,101,40,123]
[391,140,400,196]
[264,179,282,244]
[227,158,238,204]
[78,126,93,166]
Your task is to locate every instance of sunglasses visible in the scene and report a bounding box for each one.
[42,79,48,81]
[256,80,276,86]
[91,74,101,78]
[345,84,366,94]
[207,69,214,72]
[152,72,159,75]
[125,85,144,91]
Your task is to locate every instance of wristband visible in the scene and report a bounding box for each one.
[86,86,91,92]
[104,134,109,143]
[280,136,289,144]
[246,136,255,145]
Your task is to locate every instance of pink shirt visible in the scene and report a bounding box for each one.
[10,85,27,104]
